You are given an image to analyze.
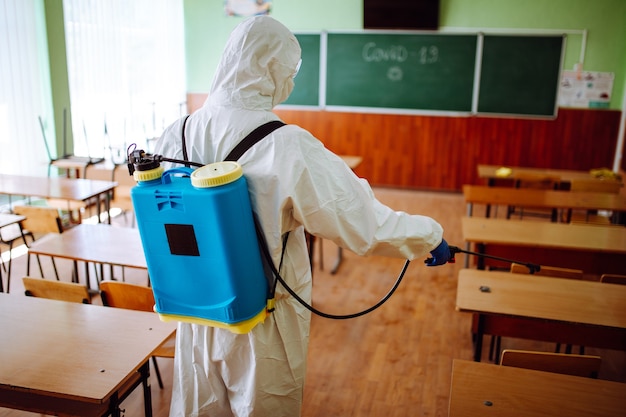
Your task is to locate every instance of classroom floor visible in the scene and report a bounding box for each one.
[1,187,625,417]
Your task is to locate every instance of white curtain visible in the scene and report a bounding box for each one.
[0,0,52,176]
[63,0,186,162]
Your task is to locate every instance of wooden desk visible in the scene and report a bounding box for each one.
[0,293,176,416]
[50,156,104,178]
[477,164,621,185]
[449,359,626,417]
[313,155,363,275]
[28,224,146,270]
[463,184,626,222]
[456,269,626,361]
[0,174,117,224]
[28,224,147,287]
[0,214,27,293]
[461,216,626,273]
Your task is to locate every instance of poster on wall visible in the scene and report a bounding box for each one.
[558,70,614,108]
[225,0,272,16]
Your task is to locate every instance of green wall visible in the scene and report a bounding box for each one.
[44,0,73,155]
[183,0,626,110]
[183,0,362,93]
[38,0,626,150]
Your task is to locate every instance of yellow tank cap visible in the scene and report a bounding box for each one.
[191,161,243,188]
[134,166,164,182]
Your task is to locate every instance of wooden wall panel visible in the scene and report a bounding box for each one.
[187,95,620,191]
[274,108,621,191]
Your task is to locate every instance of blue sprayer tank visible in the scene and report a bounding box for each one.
[131,162,271,334]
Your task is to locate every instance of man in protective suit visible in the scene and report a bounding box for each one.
[155,15,451,417]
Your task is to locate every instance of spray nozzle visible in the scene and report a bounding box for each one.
[126,144,163,176]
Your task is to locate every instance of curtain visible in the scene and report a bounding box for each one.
[63,0,186,163]
[0,0,52,176]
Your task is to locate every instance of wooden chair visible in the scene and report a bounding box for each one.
[507,174,561,221]
[567,178,623,224]
[486,263,585,361]
[500,349,602,379]
[13,205,64,280]
[84,164,136,225]
[510,262,584,279]
[0,216,33,293]
[23,276,91,304]
[569,178,623,194]
[99,281,175,389]
[600,274,626,285]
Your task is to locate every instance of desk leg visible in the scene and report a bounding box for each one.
[476,243,486,270]
[473,314,484,362]
[140,360,153,417]
[331,247,343,275]
[95,195,102,224]
[107,392,122,417]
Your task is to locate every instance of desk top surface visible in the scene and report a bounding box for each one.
[0,213,25,228]
[462,216,626,253]
[28,224,147,269]
[463,184,626,211]
[477,164,621,183]
[0,293,175,402]
[456,269,626,329]
[340,155,363,170]
[0,174,116,201]
[449,359,626,417]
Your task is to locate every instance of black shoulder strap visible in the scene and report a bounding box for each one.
[180,114,191,167]
[225,120,285,161]
[224,120,287,301]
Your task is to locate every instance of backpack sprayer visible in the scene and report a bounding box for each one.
[127,145,541,334]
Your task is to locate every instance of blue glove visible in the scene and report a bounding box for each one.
[424,239,452,266]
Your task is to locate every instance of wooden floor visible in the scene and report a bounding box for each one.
[1,187,624,416]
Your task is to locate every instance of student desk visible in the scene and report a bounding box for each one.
[456,269,626,362]
[449,359,626,417]
[0,214,27,293]
[0,174,117,224]
[28,224,147,287]
[463,184,626,222]
[310,155,363,275]
[0,293,176,416]
[461,216,626,273]
[476,164,621,185]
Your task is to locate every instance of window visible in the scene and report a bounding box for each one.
[0,0,52,176]
[63,0,186,162]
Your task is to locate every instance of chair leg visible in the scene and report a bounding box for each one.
[51,257,59,280]
[488,336,495,361]
[151,356,164,389]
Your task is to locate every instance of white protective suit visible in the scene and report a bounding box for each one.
[154,16,444,417]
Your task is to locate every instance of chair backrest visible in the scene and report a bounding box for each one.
[510,262,584,280]
[99,280,155,312]
[23,277,90,304]
[13,205,63,234]
[500,349,601,378]
[600,274,626,285]
[569,179,623,194]
[99,280,175,357]
[514,173,561,190]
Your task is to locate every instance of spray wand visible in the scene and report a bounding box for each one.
[426,245,541,274]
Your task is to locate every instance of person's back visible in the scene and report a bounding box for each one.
[155,16,450,417]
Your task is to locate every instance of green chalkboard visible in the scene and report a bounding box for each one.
[283,34,321,106]
[477,35,564,117]
[325,33,478,112]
